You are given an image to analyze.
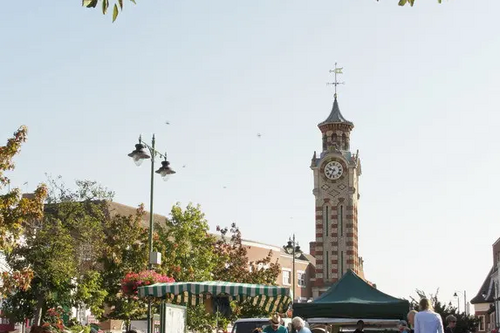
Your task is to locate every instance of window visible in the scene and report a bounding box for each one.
[282,270,291,285]
[297,271,306,287]
[339,205,344,236]
[323,205,329,280]
[340,251,344,276]
[478,315,485,331]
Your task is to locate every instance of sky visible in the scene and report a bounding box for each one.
[2,0,500,307]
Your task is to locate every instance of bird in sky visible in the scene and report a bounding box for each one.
[257,133,262,138]
[182,165,186,168]
[165,121,170,125]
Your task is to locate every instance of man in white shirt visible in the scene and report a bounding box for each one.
[414,298,444,333]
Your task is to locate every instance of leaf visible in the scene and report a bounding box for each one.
[409,0,415,5]
[398,0,407,5]
[130,0,136,4]
[102,0,109,15]
[82,0,98,8]
[113,4,119,22]
[118,0,123,9]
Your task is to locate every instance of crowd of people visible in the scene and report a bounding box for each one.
[400,298,457,333]
[255,298,457,333]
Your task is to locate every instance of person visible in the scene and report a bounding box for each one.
[398,320,410,333]
[444,315,457,333]
[408,310,418,333]
[354,320,364,333]
[264,313,288,333]
[292,317,311,333]
[253,329,263,333]
[414,298,444,333]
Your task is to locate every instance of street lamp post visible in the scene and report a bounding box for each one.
[453,290,467,315]
[283,234,302,302]
[128,134,175,333]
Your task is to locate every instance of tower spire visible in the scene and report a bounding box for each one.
[328,62,344,99]
[320,63,352,127]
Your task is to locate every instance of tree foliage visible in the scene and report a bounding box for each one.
[410,289,479,333]
[3,178,111,325]
[397,0,442,6]
[0,126,47,295]
[98,204,149,325]
[156,203,218,282]
[82,0,136,22]
[213,223,280,285]
[80,0,445,23]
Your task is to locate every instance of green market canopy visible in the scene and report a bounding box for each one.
[138,281,291,313]
[293,270,409,320]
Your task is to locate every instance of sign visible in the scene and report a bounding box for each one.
[161,304,186,333]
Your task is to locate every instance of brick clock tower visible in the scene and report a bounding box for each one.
[310,65,364,298]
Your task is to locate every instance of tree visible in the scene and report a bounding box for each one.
[82,0,137,22]
[3,178,112,326]
[213,223,280,285]
[212,223,281,321]
[98,204,150,326]
[155,203,218,282]
[410,289,479,333]
[0,126,47,295]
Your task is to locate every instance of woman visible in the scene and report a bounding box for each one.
[444,315,457,333]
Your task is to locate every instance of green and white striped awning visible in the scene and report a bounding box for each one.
[137,281,291,313]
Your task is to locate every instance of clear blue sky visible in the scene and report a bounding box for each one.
[2,0,500,306]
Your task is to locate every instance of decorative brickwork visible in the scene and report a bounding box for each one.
[311,93,364,298]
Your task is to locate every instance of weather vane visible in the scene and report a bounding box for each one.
[327,62,344,98]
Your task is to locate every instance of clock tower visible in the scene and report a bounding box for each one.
[310,66,363,297]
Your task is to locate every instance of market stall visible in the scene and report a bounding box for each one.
[138,281,291,313]
[293,270,409,320]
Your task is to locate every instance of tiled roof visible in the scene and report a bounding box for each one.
[470,266,495,304]
[318,97,353,127]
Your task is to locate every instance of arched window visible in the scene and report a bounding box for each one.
[342,133,347,150]
[332,133,338,148]
[322,134,327,151]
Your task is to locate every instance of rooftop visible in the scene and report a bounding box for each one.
[318,96,353,127]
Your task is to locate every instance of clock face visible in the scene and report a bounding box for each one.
[324,161,343,180]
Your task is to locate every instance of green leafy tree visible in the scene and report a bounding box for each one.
[98,204,150,327]
[155,203,218,282]
[0,126,47,295]
[410,289,479,333]
[3,178,112,325]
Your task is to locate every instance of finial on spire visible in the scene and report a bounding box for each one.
[327,62,345,98]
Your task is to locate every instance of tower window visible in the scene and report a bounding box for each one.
[339,205,344,236]
[332,133,338,149]
[342,133,347,150]
[322,134,327,151]
[323,205,329,234]
[325,251,329,280]
[340,251,344,276]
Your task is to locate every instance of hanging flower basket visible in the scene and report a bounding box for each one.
[121,270,174,296]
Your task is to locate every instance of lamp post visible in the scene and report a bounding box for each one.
[283,234,302,302]
[453,290,467,315]
[128,134,175,333]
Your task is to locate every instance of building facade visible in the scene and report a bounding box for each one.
[309,93,364,298]
[243,239,315,302]
[471,237,500,332]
